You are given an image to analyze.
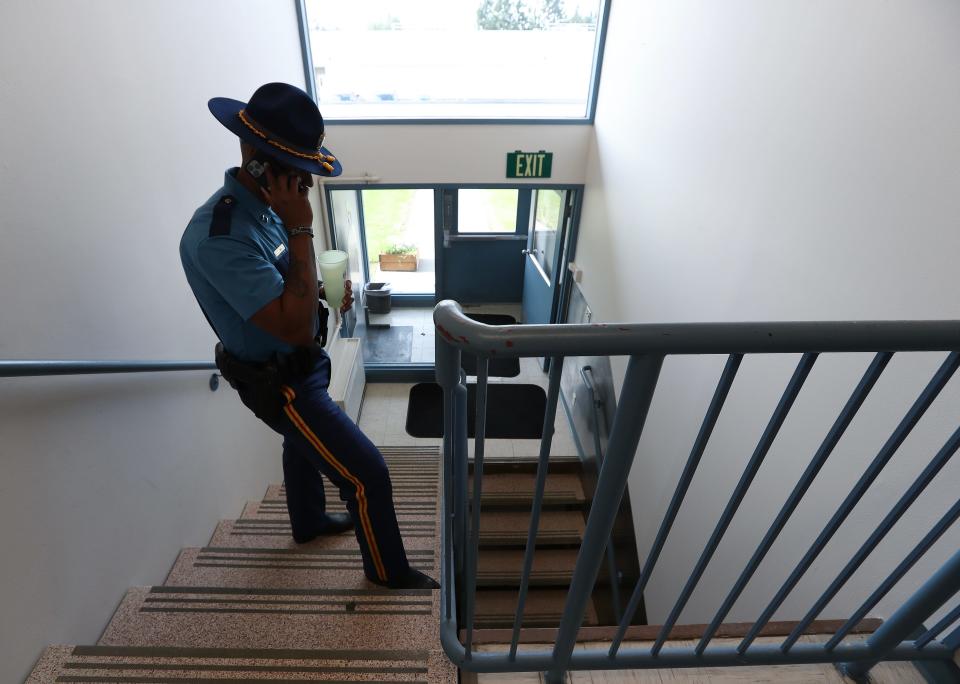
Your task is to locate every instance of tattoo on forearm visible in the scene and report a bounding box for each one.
[287,258,310,298]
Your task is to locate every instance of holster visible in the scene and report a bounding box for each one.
[316,302,330,347]
[215,342,324,423]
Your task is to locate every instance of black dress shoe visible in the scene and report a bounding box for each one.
[293,513,354,543]
[316,512,354,535]
[368,568,440,590]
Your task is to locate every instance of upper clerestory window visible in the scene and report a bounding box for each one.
[302,0,608,122]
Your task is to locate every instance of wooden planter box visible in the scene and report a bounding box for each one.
[379,253,418,272]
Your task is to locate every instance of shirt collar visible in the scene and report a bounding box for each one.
[223,168,281,226]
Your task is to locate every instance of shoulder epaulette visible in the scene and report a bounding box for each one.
[209,195,236,237]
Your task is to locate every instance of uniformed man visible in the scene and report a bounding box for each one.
[180,82,437,590]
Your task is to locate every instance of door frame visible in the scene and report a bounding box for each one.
[324,183,585,381]
[325,183,441,308]
[435,183,583,308]
[326,183,584,310]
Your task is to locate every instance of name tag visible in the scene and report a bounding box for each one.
[274,244,286,258]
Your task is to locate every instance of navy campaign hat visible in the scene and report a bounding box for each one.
[208,82,342,177]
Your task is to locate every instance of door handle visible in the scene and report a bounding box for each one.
[521,249,531,256]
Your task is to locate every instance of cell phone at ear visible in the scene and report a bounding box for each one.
[246,154,304,192]
[245,154,273,189]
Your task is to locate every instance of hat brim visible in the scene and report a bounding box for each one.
[208,96,342,177]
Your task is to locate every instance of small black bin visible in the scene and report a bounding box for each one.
[364,282,392,314]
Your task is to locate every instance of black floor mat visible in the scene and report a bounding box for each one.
[363,326,413,363]
[466,313,517,326]
[406,382,546,439]
[461,313,520,378]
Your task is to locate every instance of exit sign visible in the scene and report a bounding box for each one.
[507,150,553,178]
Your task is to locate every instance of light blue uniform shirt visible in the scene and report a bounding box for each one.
[180,168,304,362]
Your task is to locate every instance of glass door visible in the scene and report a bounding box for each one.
[328,187,437,370]
[522,188,572,325]
[361,188,435,297]
[437,187,528,303]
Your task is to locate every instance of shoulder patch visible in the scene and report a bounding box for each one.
[209,195,236,237]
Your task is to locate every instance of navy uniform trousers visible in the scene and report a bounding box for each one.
[243,353,409,584]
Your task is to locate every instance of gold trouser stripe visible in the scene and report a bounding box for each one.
[281,386,388,581]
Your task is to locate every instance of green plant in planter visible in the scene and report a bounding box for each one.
[385,243,417,256]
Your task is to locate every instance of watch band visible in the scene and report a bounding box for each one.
[287,226,314,239]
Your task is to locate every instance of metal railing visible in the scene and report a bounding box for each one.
[1,360,219,388]
[434,300,960,682]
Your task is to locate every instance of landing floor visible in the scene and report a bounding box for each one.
[358,357,580,459]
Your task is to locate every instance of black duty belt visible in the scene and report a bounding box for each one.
[214,343,326,423]
[214,343,324,390]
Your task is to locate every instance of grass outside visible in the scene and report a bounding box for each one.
[459,189,519,233]
[535,189,563,228]
[361,189,416,262]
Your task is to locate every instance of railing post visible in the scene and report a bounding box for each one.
[546,354,664,684]
[455,373,469,577]
[436,330,461,620]
[581,365,624,625]
[841,547,960,680]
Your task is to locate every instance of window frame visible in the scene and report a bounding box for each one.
[295,0,612,125]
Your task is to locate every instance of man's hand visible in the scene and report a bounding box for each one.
[260,164,313,228]
[249,164,318,346]
[319,279,355,314]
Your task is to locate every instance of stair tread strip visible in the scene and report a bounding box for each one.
[28,645,455,683]
[207,521,437,551]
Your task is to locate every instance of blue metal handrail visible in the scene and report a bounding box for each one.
[1,359,219,390]
[434,300,960,681]
[0,360,216,377]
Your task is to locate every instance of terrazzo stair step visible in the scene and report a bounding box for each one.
[470,472,586,507]
[163,547,437,590]
[260,448,440,497]
[208,519,438,551]
[476,549,580,587]
[222,517,438,542]
[472,589,599,628]
[474,510,585,547]
[378,446,441,456]
[263,480,440,505]
[29,645,454,684]
[242,500,438,521]
[98,586,440,651]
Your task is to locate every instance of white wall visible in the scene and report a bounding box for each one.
[575,1,960,627]
[0,2,306,681]
[322,124,591,185]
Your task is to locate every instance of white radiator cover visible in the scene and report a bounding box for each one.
[326,321,365,423]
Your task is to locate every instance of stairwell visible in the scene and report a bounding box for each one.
[23,441,935,684]
[25,433,645,683]
[27,446,456,683]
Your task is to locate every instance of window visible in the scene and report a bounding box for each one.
[302,0,607,121]
[457,189,519,233]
